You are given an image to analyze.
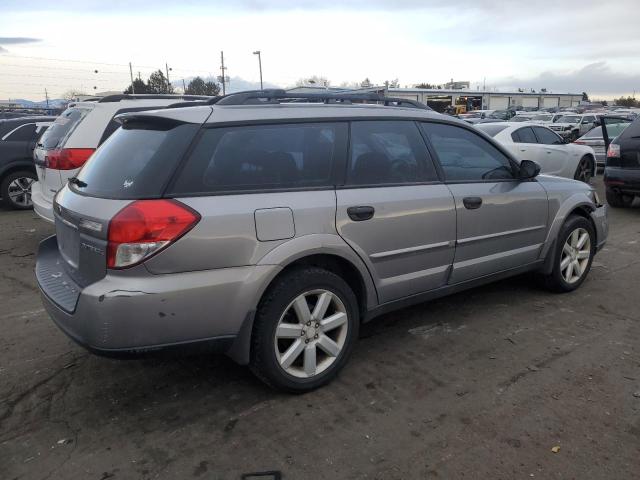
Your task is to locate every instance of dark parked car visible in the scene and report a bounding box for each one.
[602,115,640,207]
[0,116,55,209]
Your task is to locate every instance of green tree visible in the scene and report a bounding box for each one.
[414,82,436,89]
[582,91,590,102]
[360,77,372,88]
[147,70,173,94]
[185,76,220,96]
[614,96,639,107]
[123,78,150,94]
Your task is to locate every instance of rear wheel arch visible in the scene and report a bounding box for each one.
[0,161,37,182]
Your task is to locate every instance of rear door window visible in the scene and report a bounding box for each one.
[170,123,346,194]
[347,120,437,185]
[41,107,92,149]
[511,127,537,144]
[72,122,200,199]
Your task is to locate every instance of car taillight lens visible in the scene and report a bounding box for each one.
[46,148,95,170]
[607,143,620,158]
[107,199,200,269]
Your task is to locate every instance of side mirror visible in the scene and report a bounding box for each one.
[518,160,541,180]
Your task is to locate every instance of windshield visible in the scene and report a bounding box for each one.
[531,115,552,121]
[488,111,509,120]
[40,106,92,149]
[511,116,531,122]
[557,115,581,123]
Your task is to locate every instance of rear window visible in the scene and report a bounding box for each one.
[71,122,199,199]
[41,107,91,149]
[170,123,346,194]
[475,124,508,137]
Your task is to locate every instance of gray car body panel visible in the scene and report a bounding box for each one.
[37,103,609,365]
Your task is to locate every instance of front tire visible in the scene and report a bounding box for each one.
[541,215,595,292]
[606,187,634,208]
[250,267,359,392]
[573,156,593,184]
[1,170,36,210]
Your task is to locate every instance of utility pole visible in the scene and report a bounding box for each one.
[165,63,171,92]
[182,78,186,93]
[45,89,49,109]
[253,50,263,90]
[129,62,135,93]
[220,51,227,96]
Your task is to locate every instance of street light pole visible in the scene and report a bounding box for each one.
[253,50,263,90]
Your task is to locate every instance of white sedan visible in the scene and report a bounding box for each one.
[475,122,597,183]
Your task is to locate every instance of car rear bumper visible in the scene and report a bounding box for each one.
[590,204,608,251]
[604,167,640,196]
[31,181,55,223]
[36,235,277,358]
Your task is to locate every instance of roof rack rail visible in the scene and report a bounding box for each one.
[215,89,431,110]
[166,96,223,109]
[98,94,214,103]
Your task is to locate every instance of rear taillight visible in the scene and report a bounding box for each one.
[107,199,200,269]
[607,143,620,158]
[46,148,95,170]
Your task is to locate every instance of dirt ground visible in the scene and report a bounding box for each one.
[1,177,639,480]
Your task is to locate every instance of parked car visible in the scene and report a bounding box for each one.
[0,116,55,209]
[574,122,631,171]
[458,110,495,124]
[476,122,597,183]
[31,94,211,222]
[548,114,599,141]
[36,90,608,392]
[486,109,516,121]
[602,115,640,207]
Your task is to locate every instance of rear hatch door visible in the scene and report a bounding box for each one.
[49,108,210,292]
[34,105,93,202]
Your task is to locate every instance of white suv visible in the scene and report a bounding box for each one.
[32,94,210,222]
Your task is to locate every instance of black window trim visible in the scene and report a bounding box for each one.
[419,120,522,184]
[511,126,539,145]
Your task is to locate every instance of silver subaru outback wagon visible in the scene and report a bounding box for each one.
[36,90,608,392]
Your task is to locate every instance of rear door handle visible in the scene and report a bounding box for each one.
[463,197,482,210]
[347,206,375,221]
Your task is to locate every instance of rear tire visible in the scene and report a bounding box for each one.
[541,215,595,293]
[1,170,36,210]
[606,187,634,208]
[573,156,593,183]
[250,267,359,393]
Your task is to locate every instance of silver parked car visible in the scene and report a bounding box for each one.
[36,90,608,392]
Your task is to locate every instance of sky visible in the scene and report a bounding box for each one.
[1,0,639,100]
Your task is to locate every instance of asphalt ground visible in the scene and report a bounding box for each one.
[1,176,639,480]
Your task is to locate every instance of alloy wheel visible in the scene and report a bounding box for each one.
[7,176,34,207]
[274,289,349,378]
[560,227,591,284]
[575,158,592,183]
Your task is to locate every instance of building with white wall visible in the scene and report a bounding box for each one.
[387,88,583,112]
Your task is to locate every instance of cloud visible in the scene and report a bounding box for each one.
[489,63,640,98]
[0,37,41,44]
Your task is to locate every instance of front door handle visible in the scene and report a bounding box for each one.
[347,206,375,221]
[463,197,483,210]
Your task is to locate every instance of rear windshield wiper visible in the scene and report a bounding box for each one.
[68,177,87,188]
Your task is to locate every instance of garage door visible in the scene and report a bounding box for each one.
[542,97,559,108]
[522,97,539,108]
[489,96,509,109]
[558,97,572,107]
